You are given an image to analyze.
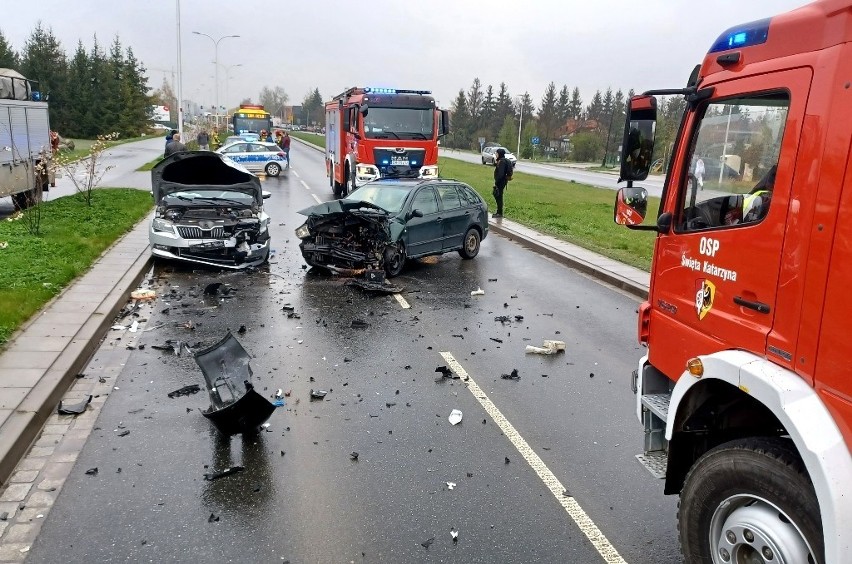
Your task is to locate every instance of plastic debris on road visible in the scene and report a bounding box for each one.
[130,289,156,301]
[421,537,435,549]
[451,529,459,542]
[470,287,485,296]
[446,481,456,490]
[351,319,370,329]
[525,340,566,355]
[310,389,328,400]
[58,395,93,415]
[167,384,200,399]
[435,366,458,380]
[501,369,521,381]
[448,409,463,425]
[128,320,139,333]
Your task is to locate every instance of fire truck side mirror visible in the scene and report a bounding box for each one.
[619,95,658,182]
[360,104,368,116]
[614,187,648,226]
[440,110,450,136]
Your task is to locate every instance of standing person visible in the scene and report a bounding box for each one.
[281,131,291,164]
[211,130,220,150]
[274,130,283,148]
[197,129,210,151]
[492,148,512,218]
[164,133,187,157]
[694,157,705,190]
[165,129,176,151]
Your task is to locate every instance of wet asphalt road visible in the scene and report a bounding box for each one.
[26,142,680,563]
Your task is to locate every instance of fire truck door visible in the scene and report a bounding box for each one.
[648,68,811,378]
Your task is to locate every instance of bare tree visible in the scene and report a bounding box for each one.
[52,132,118,206]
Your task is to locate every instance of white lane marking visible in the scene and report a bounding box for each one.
[292,170,300,178]
[440,352,627,564]
[393,293,410,309]
[311,194,322,204]
[300,180,310,190]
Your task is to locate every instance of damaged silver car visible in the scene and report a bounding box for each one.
[150,151,271,269]
[295,178,488,277]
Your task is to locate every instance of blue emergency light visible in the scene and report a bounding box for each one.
[364,87,432,95]
[709,18,770,53]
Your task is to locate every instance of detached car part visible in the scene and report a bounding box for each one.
[193,332,276,435]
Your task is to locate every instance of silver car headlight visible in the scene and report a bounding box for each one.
[295,223,311,239]
[152,218,175,233]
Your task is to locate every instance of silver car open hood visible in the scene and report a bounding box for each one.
[151,151,263,206]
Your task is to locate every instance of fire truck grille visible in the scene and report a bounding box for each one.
[177,226,226,240]
[373,149,427,172]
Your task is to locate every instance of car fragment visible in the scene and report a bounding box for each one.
[193,332,277,435]
[58,395,93,415]
[149,151,271,270]
[448,409,463,425]
[525,340,566,355]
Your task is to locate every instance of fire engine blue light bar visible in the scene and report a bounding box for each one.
[708,18,770,53]
[364,87,432,95]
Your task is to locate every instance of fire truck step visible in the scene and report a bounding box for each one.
[640,393,671,422]
[635,451,667,479]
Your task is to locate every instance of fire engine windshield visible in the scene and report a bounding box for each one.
[363,107,434,140]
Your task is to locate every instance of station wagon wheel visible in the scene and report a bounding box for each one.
[383,242,406,277]
[459,228,481,259]
[265,162,281,177]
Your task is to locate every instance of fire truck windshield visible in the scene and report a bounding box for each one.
[363,107,434,140]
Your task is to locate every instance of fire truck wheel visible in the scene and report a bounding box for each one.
[678,437,824,564]
[458,228,481,259]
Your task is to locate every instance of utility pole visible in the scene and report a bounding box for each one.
[175,0,184,140]
[517,99,523,157]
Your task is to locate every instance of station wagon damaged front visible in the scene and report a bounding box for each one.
[150,151,271,269]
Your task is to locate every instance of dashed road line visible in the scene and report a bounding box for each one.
[311,194,322,204]
[292,170,300,178]
[393,293,410,309]
[440,352,627,564]
[300,180,310,190]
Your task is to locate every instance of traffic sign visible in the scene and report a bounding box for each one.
[531,137,540,145]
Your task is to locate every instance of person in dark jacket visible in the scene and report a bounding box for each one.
[492,148,512,218]
[164,133,187,157]
[196,129,210,150]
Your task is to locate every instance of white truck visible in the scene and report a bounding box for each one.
[0,68,52,210]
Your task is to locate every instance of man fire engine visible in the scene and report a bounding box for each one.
[613,1,852,562]
[324,87,449,197]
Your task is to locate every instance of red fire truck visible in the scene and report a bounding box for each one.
[613,1,852,562]
[324,87,449,197]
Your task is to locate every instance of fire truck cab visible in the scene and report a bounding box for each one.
[614,1,852,562]
[325,87,449,198]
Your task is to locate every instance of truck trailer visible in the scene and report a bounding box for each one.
[325,87,449,198]
[613,1,852,562]
[0,69,51,210]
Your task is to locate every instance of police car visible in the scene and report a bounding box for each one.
[217,141,288,177]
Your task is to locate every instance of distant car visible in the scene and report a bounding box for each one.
[217,141,288,177]
[296,178,488,277]
[481,146,517,166]
[150,123,170,131]
[149,151,271,270]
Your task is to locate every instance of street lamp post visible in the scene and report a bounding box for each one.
[219,63,242,114]
[192,31,239,129]
[516,98,524,157]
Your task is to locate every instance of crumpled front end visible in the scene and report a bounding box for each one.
[296,207,393,272]
[150,206,270,269]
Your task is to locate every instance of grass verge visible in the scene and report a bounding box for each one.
[0,189,154,346]
[290,131,326,147]
[438,157,659,271]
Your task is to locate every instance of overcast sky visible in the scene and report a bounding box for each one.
[4,0,807,111]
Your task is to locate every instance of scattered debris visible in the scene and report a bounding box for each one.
[525,340,566,355]
[501,369,521,381]
[286,312,301,319]
[435,366,458,380]
[451,529,459,542]
[151,340,183,355]
[351,319,370,329]
[346,277,404,294]
[448,409,463,425]
[203,283,223,295]
[237,324,247,334]
[85,467,99,476]
[310,389,328,400]
[505,457,511,464]
[130,289,156,301]
[514,315,524,322]
[446,481,456,490]
[0,512,8,521]
[208,513,220,522]
[117,430,130,437]
[167,384,201,399]
[490,337,503,343]
[128,320,139,333]
[488,278,497,282]
[470,287,485,296]
[203,466,245,481]
[350,452,359,461]
[58,395,93,416]
[421,537,435,549]
[494,315,511,324]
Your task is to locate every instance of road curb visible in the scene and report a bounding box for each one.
[292,135,649,299]
[486,221,649,300]
[0,225,153,486]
